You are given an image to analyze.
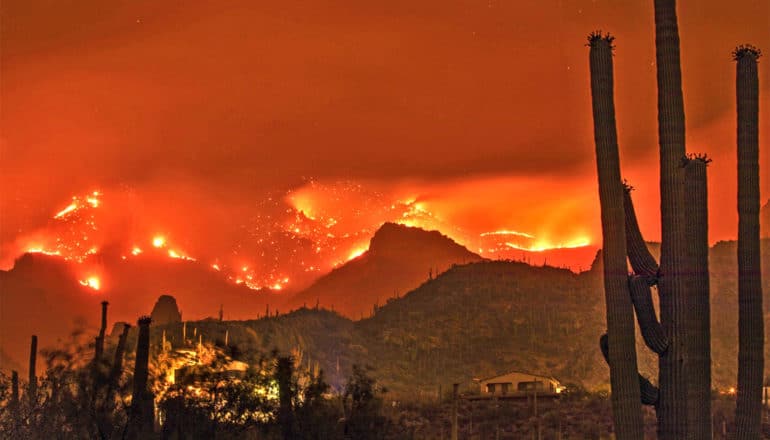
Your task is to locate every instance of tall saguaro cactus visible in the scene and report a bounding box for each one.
[733,44,763,440]
[652,0,690,436]
[127,316,154,439]
[587,32,645,439]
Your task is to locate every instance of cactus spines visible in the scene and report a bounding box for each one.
[628,275,668,354]
[732,44,762,62]
[734,44,763,439]
[28,335,37,403]
[127,316,154,439]
[622,187,660,280]
[588,32,645,438]
[683,155,712,437]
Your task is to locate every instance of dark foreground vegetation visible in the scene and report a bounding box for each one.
[1,324,769,439]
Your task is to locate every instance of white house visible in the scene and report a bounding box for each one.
[477,371,563,397]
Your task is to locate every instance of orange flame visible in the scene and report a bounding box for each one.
[79,276,101,291]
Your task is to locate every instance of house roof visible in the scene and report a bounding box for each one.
[477,370,559,383]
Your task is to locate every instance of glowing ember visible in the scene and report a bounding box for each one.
[152,236,166,248]
[131,247,143,256]
[79,276,101,290]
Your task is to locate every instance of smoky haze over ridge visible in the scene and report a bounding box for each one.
[1,0,768,264]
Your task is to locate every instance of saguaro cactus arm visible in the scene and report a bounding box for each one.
[599,334,659,406]
[628,275,668,354]
[622,186,660,281]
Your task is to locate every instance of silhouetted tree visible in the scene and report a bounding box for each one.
[343,365,389,440]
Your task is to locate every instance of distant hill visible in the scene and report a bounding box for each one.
[285,222,483,318]
[0,252,281,372]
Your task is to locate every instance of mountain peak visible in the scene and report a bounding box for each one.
[368,222,478,260]
[286,223,482,318]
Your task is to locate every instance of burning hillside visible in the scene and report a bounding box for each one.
[1,181,597,296]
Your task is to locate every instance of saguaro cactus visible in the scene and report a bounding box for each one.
[683,155,712,438]
[95,301,109,362]
[127,316,154,439]
[652,1,691,436]
[10,370,19,410]
[28,335,37,404]
[587,31,645,439]
[106,323,131,403]
[734,44,763,440]
[276,356,297,440]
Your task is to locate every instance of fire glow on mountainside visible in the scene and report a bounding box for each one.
[6,183,594,293]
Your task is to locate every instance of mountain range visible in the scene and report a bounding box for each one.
[2,222,768,395]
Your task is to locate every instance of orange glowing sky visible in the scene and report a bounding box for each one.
[1,0,769,279]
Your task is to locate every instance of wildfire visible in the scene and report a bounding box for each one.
[27,247,62,257]
[504,237,591,252]
[8,181,598,294]
[86,192,100,208]
[79,276,101,291]
[480,230,535,239]
[347,246,368,261]
[168,249,196,261]
[54,202,79,219]
[53,191,101,219]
